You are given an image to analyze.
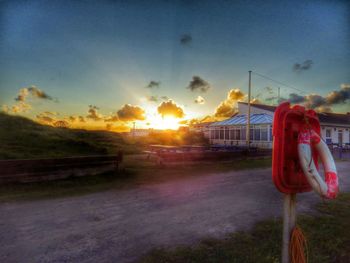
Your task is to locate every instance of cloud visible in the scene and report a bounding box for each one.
[214,88,245,117]
[104,114,119,122]
[187,76,211,93]
[87,105,103,121]
[293,60,313,72]
[15,85,54,101]
[157,100,185,118]
[180,34,192,45]
[3,86,56,114]
[250,98,262,104]
[194,95,205,104]
[289,93,306,103]
[147,95,158,102]
[11,102,31,113]
[286,84,350,112]
[160,96,169,101]
[214,101,236,117]
[78,116,86,123]
[146,81,160,89]
[326,84,350,104]
[227,89,245,102]
[36,112,56,124]
[117,104,146,121]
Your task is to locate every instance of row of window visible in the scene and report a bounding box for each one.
[210,125,272,141]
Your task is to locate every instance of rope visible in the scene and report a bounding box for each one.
[290,226,308,263]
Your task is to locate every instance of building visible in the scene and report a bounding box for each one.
[190,121,214,138]
[209,102,350,149]
[129,128,152,137]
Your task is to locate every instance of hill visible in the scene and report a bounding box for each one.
[0,113,139,159]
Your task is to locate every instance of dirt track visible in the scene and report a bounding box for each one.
[0,161,349,263]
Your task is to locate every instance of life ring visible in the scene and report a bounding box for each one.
[298,128,339,199]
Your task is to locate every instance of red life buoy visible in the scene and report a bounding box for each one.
[298,128,339,199]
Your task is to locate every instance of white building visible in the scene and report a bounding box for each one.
[209,102,350,149]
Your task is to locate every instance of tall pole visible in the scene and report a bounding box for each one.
[278,87,281,104]
[246,70,252,149]
[133,121,136,139]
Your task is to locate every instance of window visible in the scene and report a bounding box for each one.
[261,127,268,141]
[325,129,332,144]
[235,128,241,140]
[210,129,215,139]
[215,129,220,139]
[230,129,235,140]
[254,127,261,141]
[241,127,246,140]
[249,128,254,140]
[225,127,230,140]
[220,128,224,140]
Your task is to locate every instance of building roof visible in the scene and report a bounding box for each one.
[193,121,215,127]
[238,102,276,112]
[210,113,273,126]
[318,112,350,125]
[239,102,350,126]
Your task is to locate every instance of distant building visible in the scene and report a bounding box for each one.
[209,102,350,149]
[129,128,152,137]
[190,122,214,138]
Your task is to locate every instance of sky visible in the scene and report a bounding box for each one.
[0,0,349,131]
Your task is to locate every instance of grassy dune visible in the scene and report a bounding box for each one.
[0,112,140,159]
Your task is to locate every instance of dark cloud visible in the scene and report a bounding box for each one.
[147,95,158,102]
[194,95,205,104]
[87,105,103,121]
[157,100,185,118]
[146,81,160,89]
[160,96,169,101]
[293,60,313,72]
[286,84,350,113]
[15,86,54,101]
[78,116,86,123]
[326,84,350,104]
[117,104,146,121]
[180,34,192,45]
[187,76,211,93]
[289,93,305,103]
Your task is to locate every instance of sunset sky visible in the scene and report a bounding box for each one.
[1,0,349,131]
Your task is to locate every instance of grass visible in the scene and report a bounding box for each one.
[0,157,271,202]
[139,193,350,263]
[0,112,141,159]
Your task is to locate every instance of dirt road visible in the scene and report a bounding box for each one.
[1,162,349,263]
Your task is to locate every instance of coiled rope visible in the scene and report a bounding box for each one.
[290,226,308,263]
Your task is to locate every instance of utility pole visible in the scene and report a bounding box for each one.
[132,122,136,139]
[278,86,280,104]
[246,70,252,149]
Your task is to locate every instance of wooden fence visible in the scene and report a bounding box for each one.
[0,155,122,184]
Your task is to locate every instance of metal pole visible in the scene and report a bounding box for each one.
[282,193,296,263]
[246,70,252,149]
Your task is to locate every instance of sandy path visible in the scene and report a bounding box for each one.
[0,161,349,263]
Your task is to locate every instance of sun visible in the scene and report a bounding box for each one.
[147,115,181,130]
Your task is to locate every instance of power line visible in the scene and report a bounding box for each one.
[251,71,308,95]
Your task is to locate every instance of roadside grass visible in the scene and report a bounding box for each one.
[139,193,350,263]
[0,157,271,202]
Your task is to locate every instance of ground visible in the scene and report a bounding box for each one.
[0,161,349,263]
